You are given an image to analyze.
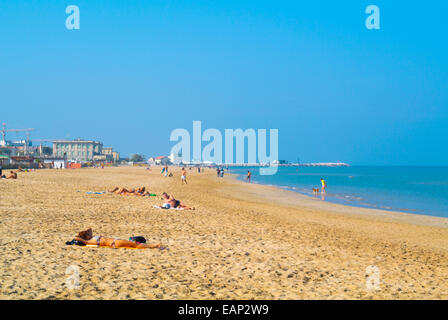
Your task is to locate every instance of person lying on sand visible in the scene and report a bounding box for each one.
[109,187,137,195]
[71,228,161,249]
[109,186,153,196]
[6,171,17,179]
[160,192,194,210]
[134,186,152,196]
[109,187,132,194]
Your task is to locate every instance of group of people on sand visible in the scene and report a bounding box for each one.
[109,186,154,197]
[161,165,189,185]
[161,165,172,177]
[67,193,193,250]
[66,165,196,250]
[216,167,225,178]
[109,186,194,209]
[0,165,35,179]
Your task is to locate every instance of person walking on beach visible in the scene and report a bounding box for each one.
[181,167,187,185]
[216,167,221,177]
[220,168,224,177]
[246,170,252,183]
[321,178,327,193]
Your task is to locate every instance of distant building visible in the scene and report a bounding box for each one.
[154,156,171,165]
[147,157,155,165]
[102,147,113,156]
[53,139,103,162]
[101,147,120,162]
[100,147,113,162]
[112,151,120,162]
[169,152,182,165]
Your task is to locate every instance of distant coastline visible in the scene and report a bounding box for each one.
[206,162,350,167]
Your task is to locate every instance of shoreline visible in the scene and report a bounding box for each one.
[227,166,448,222]
[1,166,447,299]
[225,171,448,229]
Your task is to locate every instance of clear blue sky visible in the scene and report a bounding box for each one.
[1,0,447,165]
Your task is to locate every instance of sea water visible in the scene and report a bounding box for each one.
[228,166,448,218]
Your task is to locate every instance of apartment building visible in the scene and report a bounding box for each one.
[53,139,102,161]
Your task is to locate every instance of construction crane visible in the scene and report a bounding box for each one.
[1,123,35,155]
[1,123,35,145]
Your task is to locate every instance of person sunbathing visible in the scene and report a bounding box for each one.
[160,192,194,210]
[109,187,135,195]
[109,187,125,194]
[6,171,17,179]
[109,186,151,196]
[134,186,152,196]
[72,228,161,249]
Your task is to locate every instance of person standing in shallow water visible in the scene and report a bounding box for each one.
[321,178,327,193]
[246,170,252,183]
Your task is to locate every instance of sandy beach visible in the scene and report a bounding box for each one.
[0,166,447,299]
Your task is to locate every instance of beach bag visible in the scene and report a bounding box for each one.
[66,239,86,246]
[129,236,146,244]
